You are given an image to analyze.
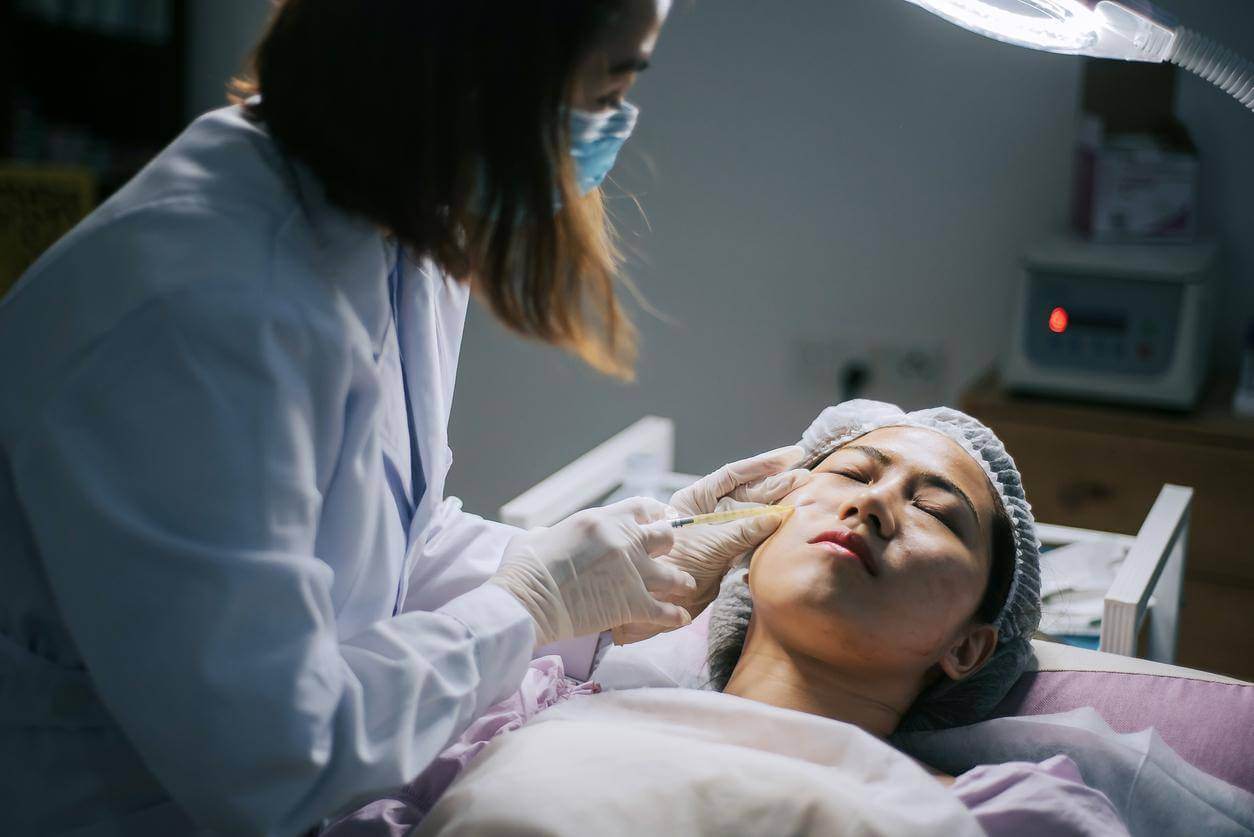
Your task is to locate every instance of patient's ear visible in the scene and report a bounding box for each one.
[938,624,998,681]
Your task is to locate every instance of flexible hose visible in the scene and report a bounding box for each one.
[1169,28,1254,112]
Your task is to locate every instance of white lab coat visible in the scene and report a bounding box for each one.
[0,107,568,835]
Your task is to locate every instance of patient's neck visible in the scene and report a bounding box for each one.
[723,621,916,739]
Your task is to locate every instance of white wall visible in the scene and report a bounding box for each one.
[184,0,1254,518]
[1172,4,1254,370]
[185,0,272,119]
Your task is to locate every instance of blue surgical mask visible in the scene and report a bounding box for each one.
[568,100,639,195]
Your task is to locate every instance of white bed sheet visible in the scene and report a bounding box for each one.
[416,688,984,836]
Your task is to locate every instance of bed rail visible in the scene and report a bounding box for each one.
[1099,484,1193,663]
[499,416,676,529]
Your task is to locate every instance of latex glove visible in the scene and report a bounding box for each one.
[489,497,696,647]
[611,446,812,645]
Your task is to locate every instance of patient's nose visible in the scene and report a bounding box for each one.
[837,489,895,539]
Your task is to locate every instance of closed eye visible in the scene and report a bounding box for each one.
[915,499,959,533]
[829,470,869,484]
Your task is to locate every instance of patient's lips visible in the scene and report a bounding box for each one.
[808,528,878,577]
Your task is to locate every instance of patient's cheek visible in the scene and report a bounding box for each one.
[748,530,782,573]
[759,497,810,554]
[787,472,849,508]
[747,515,799,584]
[899,564,982,656]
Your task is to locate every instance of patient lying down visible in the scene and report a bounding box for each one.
[326,402,1133,836]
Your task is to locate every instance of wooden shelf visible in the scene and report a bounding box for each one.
[963,371,1254,452]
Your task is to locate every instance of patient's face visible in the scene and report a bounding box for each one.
[747,426,998,674]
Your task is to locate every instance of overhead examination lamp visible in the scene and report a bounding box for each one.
[901,0,1254,113]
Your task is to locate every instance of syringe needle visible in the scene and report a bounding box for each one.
[669,504,793,529]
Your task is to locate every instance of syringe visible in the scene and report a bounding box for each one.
[669,504,794,529]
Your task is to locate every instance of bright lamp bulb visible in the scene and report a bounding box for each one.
[903,0,1179,62]
[905,0,1100,52]
[900,0,1254,114]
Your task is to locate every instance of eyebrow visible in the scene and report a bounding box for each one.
[838,445,981,527]
[609,57,650,75]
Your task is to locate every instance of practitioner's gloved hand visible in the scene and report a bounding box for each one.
[611,446,811,645]
[490,498,696,648]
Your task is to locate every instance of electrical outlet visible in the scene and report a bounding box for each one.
[868,343,949,409]
[791,338,864,396]
[792,338,948,408]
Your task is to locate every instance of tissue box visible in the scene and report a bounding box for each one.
[1073,120,1200,243]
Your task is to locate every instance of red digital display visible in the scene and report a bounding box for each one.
[1048,307,1069,334]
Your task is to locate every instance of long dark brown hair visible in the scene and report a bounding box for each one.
[232,0,638,378]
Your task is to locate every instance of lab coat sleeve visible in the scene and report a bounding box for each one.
[402,495,521,613]
[10,291,535,836]
[406,496,603,679]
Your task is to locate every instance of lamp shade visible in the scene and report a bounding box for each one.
[901,0,1178,62]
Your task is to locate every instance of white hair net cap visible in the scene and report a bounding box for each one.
[708,399,1043,732]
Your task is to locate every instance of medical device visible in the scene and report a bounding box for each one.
[900,0,1254,113]
[1002,237,1217,409]
[669,505,793,529]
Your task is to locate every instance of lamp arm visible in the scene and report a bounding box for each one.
[1168,28,1254,113]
